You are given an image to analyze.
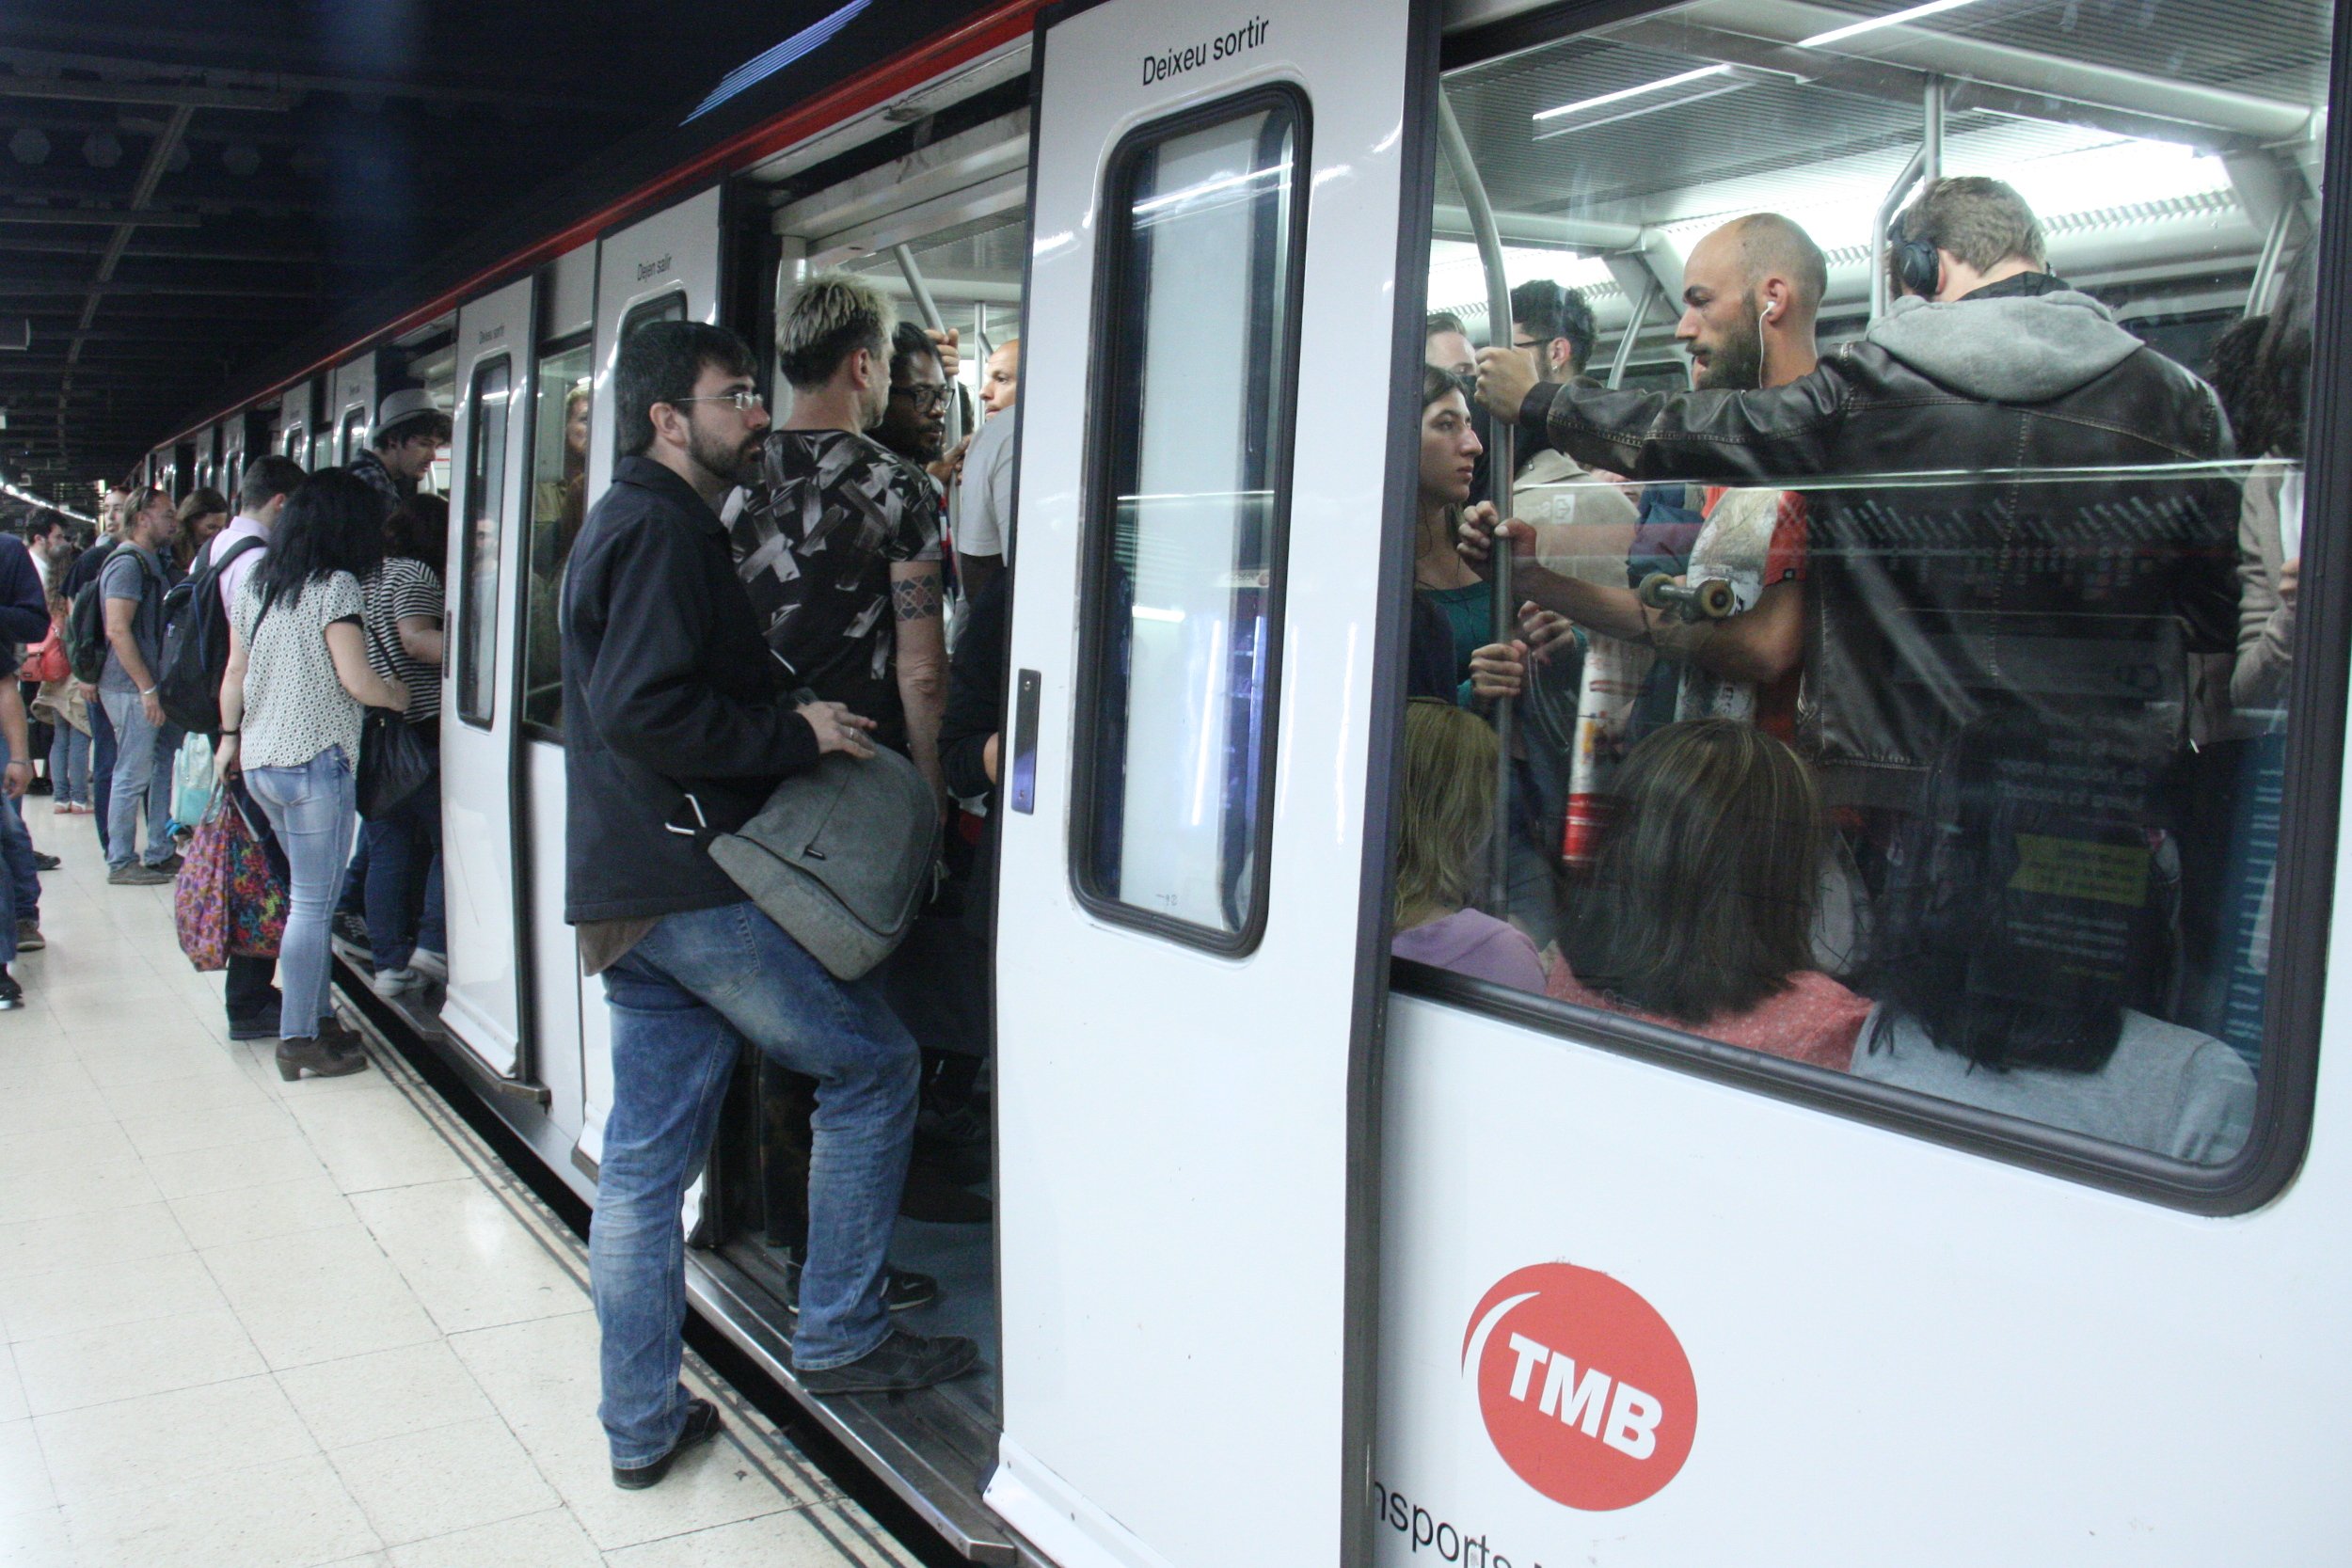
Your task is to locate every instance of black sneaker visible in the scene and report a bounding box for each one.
[773,1252,937,1316]
[331,911,373,958]
[611,1397,722,1490]
[14,918,41,952]
[29,851,58,872]
[148,852,183,876]
[0,967,20,1009]
[227,1008,281,1042]
[795,1330,977,1397]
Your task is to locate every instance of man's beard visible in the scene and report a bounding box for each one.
[1694,300,1763,391]
[687,420,761,488]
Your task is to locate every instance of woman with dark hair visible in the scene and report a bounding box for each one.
[173,487,231,574]
[1412,363,1492,700]
[1548,719,1869,1067]
[216,469,410,1080]
[1851,717,2256,1163]
[358,493,448,996]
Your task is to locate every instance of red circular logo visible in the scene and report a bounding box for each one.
[1461,1263,1698,1512]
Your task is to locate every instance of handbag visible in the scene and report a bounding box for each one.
[356,706,434,819]
[174,784,288,970]
[680,689,940,981]
[18,623,66,685]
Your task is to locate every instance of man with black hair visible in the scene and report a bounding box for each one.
[1509,277,1597,386]
[563,319,973,1492]
[349,388,451,517]
[97,488,182,884]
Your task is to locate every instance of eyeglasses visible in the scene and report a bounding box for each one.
[671,389,766,413]
[890,385,950,412]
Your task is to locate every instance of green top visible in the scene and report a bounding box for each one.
[1419,579,1492,706]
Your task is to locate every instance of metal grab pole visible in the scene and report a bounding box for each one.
[1607,280,1658,391]
[891,243,962,452]
[1436,93,1517,915]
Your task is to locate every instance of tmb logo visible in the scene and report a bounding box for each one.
[1462,1263,1697,1512]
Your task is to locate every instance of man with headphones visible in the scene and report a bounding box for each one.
[1471,175,2238,810]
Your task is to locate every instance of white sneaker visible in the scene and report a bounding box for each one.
[370,966,422,998]
[407,949,447,982]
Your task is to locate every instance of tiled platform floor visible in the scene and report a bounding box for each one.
[0,800,921,1568]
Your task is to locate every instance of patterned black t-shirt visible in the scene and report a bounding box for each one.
[732,428,942,750]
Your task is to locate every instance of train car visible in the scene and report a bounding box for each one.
[146,0,2349,1562]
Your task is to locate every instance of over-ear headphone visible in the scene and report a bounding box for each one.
[1889,214,1941,297]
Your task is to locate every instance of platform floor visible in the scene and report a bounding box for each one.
[0,801,921,1568]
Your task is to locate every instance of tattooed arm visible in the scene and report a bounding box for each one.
[890,562,948,806]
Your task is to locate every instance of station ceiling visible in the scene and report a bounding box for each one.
[0,1,844,504]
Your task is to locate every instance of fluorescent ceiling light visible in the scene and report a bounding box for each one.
[1534,63,1732,123]
[684,0,871,125]
[1800,0,1996,50]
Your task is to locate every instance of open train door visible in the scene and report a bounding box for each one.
[989,3,1436,1564]
[439,276,533,1081]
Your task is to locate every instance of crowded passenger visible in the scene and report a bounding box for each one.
[36,592,91,820]
[23,510,69,600]
[174,485,231,574]
[1851,717,2256,1162]
[1547,720,1870,1068]
[216,469,408,1080]
[66,484,131,861]
[97,486,184,885]
[2220,256,2312,720]
[562,319,972,1487]
[1425,310,1476,382]
[0,677,32,1006]
[200,453,305,1042]
[534,380,593,564]
[358,493,448,998]
[1412,364,1493,703]
[1471,177,2237,809]
[956,337,1019,602]
[349,388,452,516]
[1391,697,1544,991]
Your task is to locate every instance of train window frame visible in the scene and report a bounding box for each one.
[518,329,595,746]
[453,353,514,731]
[1066,84,1313,958]
[339,405,367,465]
[1389,0,2344,1215]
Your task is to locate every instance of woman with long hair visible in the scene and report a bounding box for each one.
[358,493,448,996]
[216,469,409,1080]
[1549,719,1869,1068]
[173,486,231,575]
[1390,698,1542,990]
[1411,364,1491,699]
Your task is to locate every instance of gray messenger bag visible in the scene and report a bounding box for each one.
[669,713,940,982]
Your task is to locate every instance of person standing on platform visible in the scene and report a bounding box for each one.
[96,488,183,885]
[564,320,974,1494]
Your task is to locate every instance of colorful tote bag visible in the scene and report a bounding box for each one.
[173,785,287,972]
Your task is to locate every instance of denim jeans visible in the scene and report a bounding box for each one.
[592,900,918,1465]
[98,689,173,871]
[0,783,36,928]
[244,747,357,1043]
[47,723,89,807]
[88,695,114,860]
[361,767,442,969]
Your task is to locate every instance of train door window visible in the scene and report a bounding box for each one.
[339,405,367,465]
[1071,92,1305,951]
[521,336,594,736]
[455,356,513,728]
[610,293,688,480]
[282,423,304,459]
[1401,0,2331,1205]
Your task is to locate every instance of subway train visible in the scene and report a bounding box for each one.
[140,0,2351,1562]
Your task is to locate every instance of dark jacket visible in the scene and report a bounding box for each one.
[939,569,1008,802]
[1520,278,2237,796]
[561,455,818,923]
[0,534,52,646]
[61,533,119,599]
[348,449,409,519]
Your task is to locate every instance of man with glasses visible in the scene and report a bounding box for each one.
[564,320,973,1491]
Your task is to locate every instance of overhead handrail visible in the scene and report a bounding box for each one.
[1436,91,1517,915]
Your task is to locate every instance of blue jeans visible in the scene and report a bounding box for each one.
[98,689,173,871]
[244,748,357,1043]
[0,777,36,928]
[47,722,89,807]
[88,695,114,859]
[592,900,918,1465]
[361,768,442,969]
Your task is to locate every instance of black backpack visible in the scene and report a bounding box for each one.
[64,540,139,687]
[156,536,265,736]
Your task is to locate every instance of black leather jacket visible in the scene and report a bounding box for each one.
[1520,278,2237,798]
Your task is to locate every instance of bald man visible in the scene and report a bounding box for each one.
[957,339,1021,603]
[1470,212,1823,730]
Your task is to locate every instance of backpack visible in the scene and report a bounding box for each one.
[156,536,265,736]
[65,578,109,686]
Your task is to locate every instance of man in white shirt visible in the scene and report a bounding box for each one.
[955,338,1019,604]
